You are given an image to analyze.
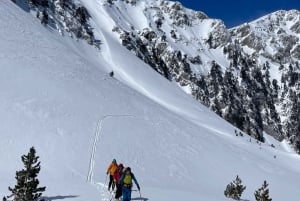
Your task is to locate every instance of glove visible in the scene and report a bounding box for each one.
[106,172,109,175]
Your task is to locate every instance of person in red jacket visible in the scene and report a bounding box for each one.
[113,163,124,200]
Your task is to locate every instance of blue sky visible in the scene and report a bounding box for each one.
[174,0,300,27]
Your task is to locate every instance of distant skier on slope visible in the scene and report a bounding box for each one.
[118,167,140,201]
[113,163,124,200]
[106,159,118,191]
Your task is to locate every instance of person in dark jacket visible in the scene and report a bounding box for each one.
[118,167,140,201]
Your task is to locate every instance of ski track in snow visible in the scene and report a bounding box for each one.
[87,115,134,183]
[94,182,113,201]
[87,118,102,183]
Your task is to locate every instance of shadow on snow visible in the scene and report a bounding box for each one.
[131,197,149,201]
[42,195,79,201]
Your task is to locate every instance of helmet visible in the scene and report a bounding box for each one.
[112,159,116,163]
[126,167,131,172]
[118,163,124,168]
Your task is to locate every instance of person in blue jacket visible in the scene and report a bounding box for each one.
[118,167,140,201]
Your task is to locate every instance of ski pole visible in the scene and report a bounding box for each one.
[103,174,108,190]
[109,191,115,201]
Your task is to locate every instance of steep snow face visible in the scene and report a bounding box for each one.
[82,0,300,152]
[2,1,300,201]
[80,0,230,124]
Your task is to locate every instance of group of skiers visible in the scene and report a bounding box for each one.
[106,159,140,201]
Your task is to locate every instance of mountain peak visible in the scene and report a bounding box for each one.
[253,9,300,24]
[230,8,300,59]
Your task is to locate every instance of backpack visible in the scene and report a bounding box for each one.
[123,173,133,186]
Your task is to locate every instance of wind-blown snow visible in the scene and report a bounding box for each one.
[1,1,300,201]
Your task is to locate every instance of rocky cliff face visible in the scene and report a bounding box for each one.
[14,0,100,48]
[231,10,300,62]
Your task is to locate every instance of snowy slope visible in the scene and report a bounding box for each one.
[1,1,300,201]
[81,0,229,130]
[91,0,300,151]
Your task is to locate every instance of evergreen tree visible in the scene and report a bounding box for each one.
[285,89,300,152]
[207,61,224,116]
[224,175,246,200]
[3,147,46,201]
[279,63,284,70]
[211,98,222,116]
[208,61,223,97]
[58,0,67,8]
[41,9,48,25]
[193,75,210,106]
[254,181,272,201]
[106,0,113,4]
[27,0,38,6]
[240,59,251,84]
[40,0,49,8]
[249,98,264,142]
[75,6,89,24]
[223,68,245,129]
[263,63,271,90]
[295,61,300,70]
[271,79,279,98]
[207,33,213,48]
